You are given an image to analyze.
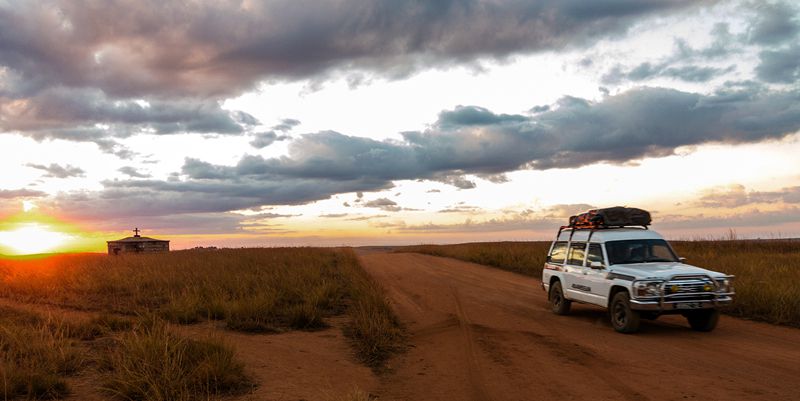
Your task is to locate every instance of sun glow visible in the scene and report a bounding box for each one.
[0,223,72,255]
[22,200,37,212]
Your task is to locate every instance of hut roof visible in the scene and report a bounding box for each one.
[107,236,169,243]
[107,228,169,244]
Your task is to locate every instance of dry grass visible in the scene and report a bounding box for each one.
[0,307,82,399]
[99,317,250,401]
[0,247,403,399]
[400,242,550,277]
[400,240,800,327]
[339,251,405,368]
[671,240,800,327]
[0,248,401,338]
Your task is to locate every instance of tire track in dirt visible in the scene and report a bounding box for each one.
[451,286,494,401]
[358,251,800,401]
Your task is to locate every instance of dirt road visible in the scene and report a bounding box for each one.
[359,251,800,401]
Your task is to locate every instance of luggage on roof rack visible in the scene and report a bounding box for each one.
[567,206,651,228]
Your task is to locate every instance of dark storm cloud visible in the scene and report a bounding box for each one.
[0,188,46,199]
[1,88,256,135]
[755,45,800,83]
[403,85,800,171]
[0,0,720,159]
[73,84,800,220]
[26,163,85,178]
[747,1,799,45]
[601,21,742,85]
[603,3,800,87]
[437,106,527,128]
[603,62,734,83]
[52,175,393,220]
[0,0,709,100]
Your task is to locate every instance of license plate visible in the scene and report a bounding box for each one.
[675,302,702,309]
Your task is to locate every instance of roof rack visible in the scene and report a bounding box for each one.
[555,223,649,241]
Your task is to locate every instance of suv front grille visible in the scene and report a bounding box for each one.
[663,276,715,301]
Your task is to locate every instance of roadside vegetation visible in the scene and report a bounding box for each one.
[400,242,550,277]
[400,240,800,327]
[670,240,800,327]
[0,247,402,399]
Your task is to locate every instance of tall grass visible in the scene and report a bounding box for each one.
[400,240,800,327]
[400,242,550,277]
[0,248,385,334]
[338,250,404,367]
[0,247,403,398]
[671,240,800,327]
[99,317,250,401]
[0,307,85,399]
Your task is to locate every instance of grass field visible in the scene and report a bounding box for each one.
[400,240,800,327]
[0,248,402,400]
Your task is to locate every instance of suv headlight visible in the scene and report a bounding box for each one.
[715,278,734,293]
[634,280,663,297]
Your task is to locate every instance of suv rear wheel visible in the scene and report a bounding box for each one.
[686,309,720,332]
[549,280,571,315]
[610,291,641,333]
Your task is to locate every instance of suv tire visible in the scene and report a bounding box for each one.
[549,281,571,315]
[686,309,720,332]
[610,291,641,333]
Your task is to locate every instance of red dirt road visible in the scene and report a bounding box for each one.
[359,251,800,401]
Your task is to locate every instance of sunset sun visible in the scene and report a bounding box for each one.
[0,223,72,255]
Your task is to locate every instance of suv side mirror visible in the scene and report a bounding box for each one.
[678,257,687,263]
[589,261,604,269]
[546,255,552,263]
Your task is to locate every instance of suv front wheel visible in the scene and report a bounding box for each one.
[610,291,641,333]
[549,280,571,315]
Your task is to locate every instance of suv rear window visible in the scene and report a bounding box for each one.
[549,242,567,264]
[567,242,586,266]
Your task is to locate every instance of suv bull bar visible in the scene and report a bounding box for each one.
[629,273,734,312]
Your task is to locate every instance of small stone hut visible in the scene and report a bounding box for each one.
[107,228,169,255]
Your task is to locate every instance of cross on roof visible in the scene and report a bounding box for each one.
[133,227,141,237]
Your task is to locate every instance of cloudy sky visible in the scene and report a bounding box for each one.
[1,0,799,252]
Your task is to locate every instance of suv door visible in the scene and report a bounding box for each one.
[563,242,592,302]
[576,243,611,307]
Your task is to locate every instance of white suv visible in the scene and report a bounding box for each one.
[542,227,734,333]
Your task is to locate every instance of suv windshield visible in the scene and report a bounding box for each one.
[605,239,678,265]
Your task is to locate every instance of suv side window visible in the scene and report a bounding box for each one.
[549,242,567,264]
[567,242,586,266]
[586,243,604,266]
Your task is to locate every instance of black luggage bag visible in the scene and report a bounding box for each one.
[569,206,651,228]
